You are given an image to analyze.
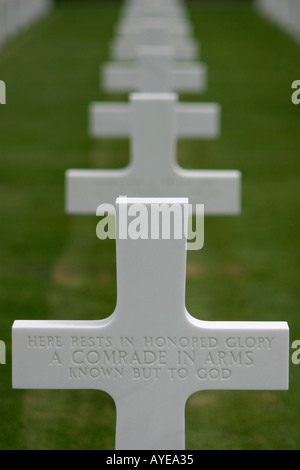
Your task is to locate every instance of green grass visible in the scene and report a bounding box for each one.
[0,0,300,450]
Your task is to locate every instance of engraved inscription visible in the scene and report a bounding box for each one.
[25,334,277,383]
[27,336,63,348]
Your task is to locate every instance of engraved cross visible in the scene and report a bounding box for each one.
[102,46,207,93]
[13,198,289,450]
[66,93,240,215]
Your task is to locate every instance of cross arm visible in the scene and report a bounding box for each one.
[115,20,193,37]
[12,319,121,394]
[171,62,207,93]
[176,103,220,138]
[101,63,137,93]
[89,103,131,138]
[111,40,198,61]
[65,169,240,215]
[12,319,289,393]
[184,319,289,392]
[89,100,221,139]
[101,60,207,94]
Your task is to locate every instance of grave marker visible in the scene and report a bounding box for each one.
[12,198,289,450]
[110,18,198,61]
[67,93,239,215]
[115,16,193,37]
[89,92,219,139]
[103,46,207,93]
[119,0,189,26]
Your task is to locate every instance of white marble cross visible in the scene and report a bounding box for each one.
[67,93,239,215]
[102,46,207,93]
[116,16,193,37]
[89,91,218,139]
[12,197,289,450]
[119,0,189,24]
[110,18,198,61]
[118,0,190,29]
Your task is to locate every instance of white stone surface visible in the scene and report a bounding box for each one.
[116,17,193,37]
[255,0,300,43]
[0,0,52,47]
[0,2,6,45]
[115,0,194,48]
[119,0,189,25]
[0,80,6,104]
[89,94,219,139]
[13,197,289,450]
[110,19,198,61]
[103,46,206,93]
[67,93,239,215]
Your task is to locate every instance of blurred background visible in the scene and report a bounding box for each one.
[0,0,299,450]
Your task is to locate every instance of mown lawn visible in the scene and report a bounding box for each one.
[0,0,299,450]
